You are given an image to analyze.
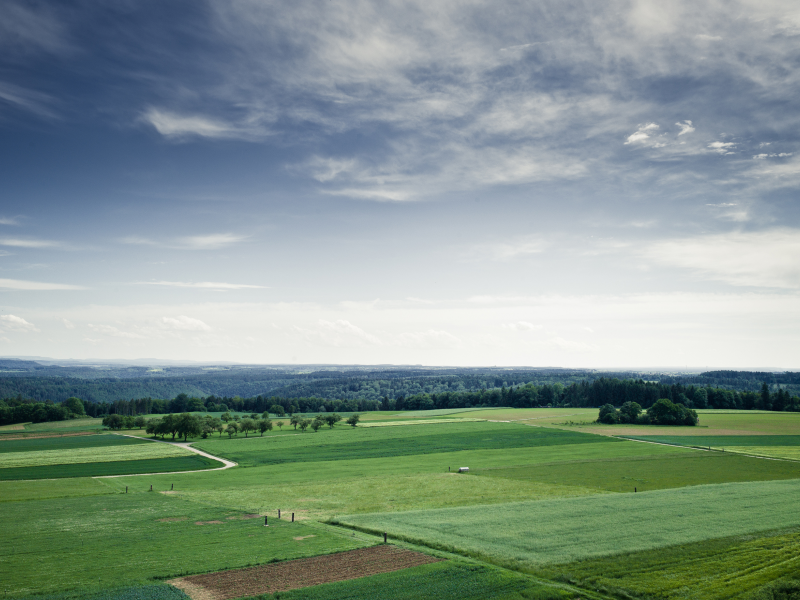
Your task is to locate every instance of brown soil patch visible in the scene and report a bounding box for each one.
[160,491,178,495]
[241,514,261,520]
[293,535,316,541]
[170,545,443,600]
[195,520,224,525]
[158,517,188,523]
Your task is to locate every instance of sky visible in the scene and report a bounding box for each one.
[1,0,799,368]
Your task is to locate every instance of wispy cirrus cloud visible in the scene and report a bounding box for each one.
[161,316,211,331]
[644,228,800,288]
[142,108,258,140]
[137,281,265,290]
[0,278,84,290]
[121,233,247,250]
[0,237,60,248]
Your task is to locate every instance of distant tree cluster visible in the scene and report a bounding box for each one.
[0,396,86,426]
[598,399,698,426]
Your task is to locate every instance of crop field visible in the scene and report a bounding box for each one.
[472,451,800,492]
[21,585,190,600]
[0,493,370,597]
[8,411,800,600]
[0,454,222,480]
[335,479,800,568]
[536,526,800,600]
[1,442,192,468]
[171,545,443,599]
[244,560,585,600]
[193,421,622,467]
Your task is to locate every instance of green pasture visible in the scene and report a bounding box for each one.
[251,560,585,600]
[624,434,800,447]
[335,478,800,570]
[0,493,370,598]
[473,451,800,492]
[15,584,190,600]
[0,454,221,480]
[0,418,106,438]
[539,526,800,600]
[0,477,115,503]
[1,442,191,469]
[100,441,682,519]
[0,434,150,453]
[193,421,621,467]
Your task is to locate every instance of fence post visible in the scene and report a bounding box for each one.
[383,532,387,543]
[278,509,281,519]
[292,513,295,522]
[264,516,268,526]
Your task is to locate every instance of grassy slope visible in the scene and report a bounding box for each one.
[0,493,370,598]
[1,443,191,468]
[336,479,800,569]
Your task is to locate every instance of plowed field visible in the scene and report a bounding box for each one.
[169,545,443,600]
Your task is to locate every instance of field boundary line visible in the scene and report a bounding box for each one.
[91,434,238,478]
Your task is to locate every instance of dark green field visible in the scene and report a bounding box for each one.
[15,585,190,600]
[472,452,800,492]
[0,434,150,453]
[194,422,620,467]
[0,454,221,480]
[249,560,581,600]
[623,435,800,447]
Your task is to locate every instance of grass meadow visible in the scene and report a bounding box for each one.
[7,412,800,599]
[0,493,370,598]
[334,479,800,569]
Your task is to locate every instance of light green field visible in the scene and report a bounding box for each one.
[359,417,485,427]
[336,479,800,569]
[0,493,369,598]
[0,441,192,468]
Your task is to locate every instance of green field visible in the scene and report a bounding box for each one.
[8,412,800,600]
[0,434,151,453]
[537,526,800,600]
[335,479,800,568]
[193,422,622,467]
[1,442,191,468]
[0,493,370,597]
[0,454,222,480]
[250,560,584,600]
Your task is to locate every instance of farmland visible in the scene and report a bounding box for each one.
[5,408,800,600]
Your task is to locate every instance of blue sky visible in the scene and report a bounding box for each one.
[1,0,799,367]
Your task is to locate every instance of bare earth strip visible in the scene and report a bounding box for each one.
[169,545,443,600]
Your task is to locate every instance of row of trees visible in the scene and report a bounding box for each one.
[0,396,85,425]
[598,399,699,426]
[105,411,360,441]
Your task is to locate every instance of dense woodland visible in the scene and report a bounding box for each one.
[1,371,799,425]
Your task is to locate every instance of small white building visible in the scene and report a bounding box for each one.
[458,467,469,473]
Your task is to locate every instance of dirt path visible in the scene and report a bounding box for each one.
[92,435,237,478]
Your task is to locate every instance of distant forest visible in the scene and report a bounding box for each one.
[0,360,798,425]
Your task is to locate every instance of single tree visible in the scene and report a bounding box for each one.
[299,418,311,432]
[102,414,123,430]
[275,420,284,431]
[134,415,147,428]
[619,402,642,424]
[210,417,224,437]
[259,418,273,436]
[176,413,202,441]
[310,418,323,432]
[221,412,232,423]
[324,413,342,429]
[240,418,257,438]
[269,404,286,417]
[597,404,619,424]
[291,414,301,430]
[226,422,239,438]
[346,414,360,427]
[63,397,86,416]
[123,415,135,429]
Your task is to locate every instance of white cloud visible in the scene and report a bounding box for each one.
[676,120,695,135]
[296,319,381,347]
[161,316,212,331]
[695,34,722,41]
[0,237,60,248]
[143,108,247,140]
[477,238,548,261]
[0,216,20,226]
[0,278,84,290]
[62,319,75,329]
[0,314,39,332]
[753,153,793,159]
[88,324,146,339]
[625,123,659,144]
[121,233,247,250]
[644,229,800,288]
[139,281,265,290]
[708,141,736,154]
[503,321,542,331]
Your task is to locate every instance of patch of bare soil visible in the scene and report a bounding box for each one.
[293,535,316,541]
[169,545,443,600]
[195,520,224,525]
[240,514,261,520]
[158,517,188,522]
